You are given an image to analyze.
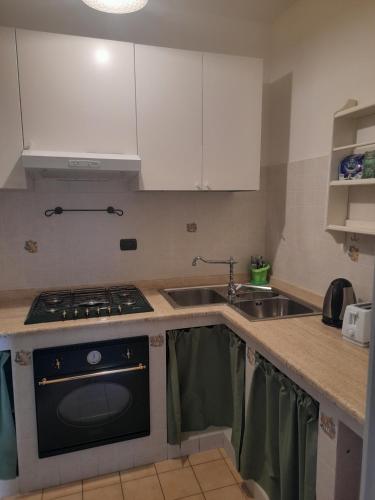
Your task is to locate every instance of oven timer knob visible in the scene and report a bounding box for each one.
[87,350,102,365]
[123,348,132,360]
[54,358,62,370]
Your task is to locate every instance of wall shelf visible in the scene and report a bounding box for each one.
[333,140,375,152]
[327,224,375,236]
[330,178,375,187]
[334,102,375,120]
[326,101,375,236]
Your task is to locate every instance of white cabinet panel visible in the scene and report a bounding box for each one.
[17,30,137,155]
[203,53,263,191]
[135,45,202,190]
[0,27,26,189]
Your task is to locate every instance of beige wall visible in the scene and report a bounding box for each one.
[0,175,266,290]
[264,0,375,300]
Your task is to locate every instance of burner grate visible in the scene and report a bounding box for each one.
[25,285,154,325]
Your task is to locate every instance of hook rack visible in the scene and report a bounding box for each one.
[45,206,124,217]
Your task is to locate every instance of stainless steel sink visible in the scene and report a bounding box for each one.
[162,287,227,307]
[233,297,316,320]
[234,290,278,301]
[160,284,321,320]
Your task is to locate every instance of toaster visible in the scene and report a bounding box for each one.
[342,303,372,346]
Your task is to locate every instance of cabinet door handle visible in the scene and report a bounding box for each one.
[195,183,202,190]
[203,183,211,190]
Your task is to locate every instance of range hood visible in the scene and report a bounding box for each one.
[21,150,141,181]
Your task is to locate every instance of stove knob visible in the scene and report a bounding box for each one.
[74,309,78,319]
[97,307,101,317]
[54,358,62,370]
[62,310,67,321]
[107,306,112,315]
[85,308,90,318]
[118,304,122,314]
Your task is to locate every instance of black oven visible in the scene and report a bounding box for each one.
[33,336,150,458]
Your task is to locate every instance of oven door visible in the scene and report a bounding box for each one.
[35,364,150,458]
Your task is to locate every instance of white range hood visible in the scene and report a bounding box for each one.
[21,150,141,180]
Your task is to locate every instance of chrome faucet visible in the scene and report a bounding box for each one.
[192,256,238,303]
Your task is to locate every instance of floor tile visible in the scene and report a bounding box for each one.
[83,483,123,500]
[179,496,204,500]
[204,484,247,500]
[219,447,229,459]
[53,495,82,500]
[5,494,42,500]
[188,449,221,466]
[155,456,190,474]
[193,459,236,491]
[43,481,82,499]
[225,458,243,483]
[83,483,124,500]
[158,467,201,500]
[120,463,156,483]
[83,472,120,491]
[121,475,163,500]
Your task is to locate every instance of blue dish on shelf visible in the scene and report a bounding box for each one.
[338,154,364,180]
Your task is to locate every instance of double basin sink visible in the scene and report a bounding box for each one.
[160,285,321,321]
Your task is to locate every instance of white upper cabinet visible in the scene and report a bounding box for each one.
[202,53,263,191]
[17,29,137,155]
[135,45,203,190]
[0,27,26,189]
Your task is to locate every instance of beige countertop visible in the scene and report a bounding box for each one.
[0,277,369,428]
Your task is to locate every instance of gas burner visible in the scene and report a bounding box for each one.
[78,300,109,308]
[44,297,63,306]
[123,298,136,306]
[25,285,154,325]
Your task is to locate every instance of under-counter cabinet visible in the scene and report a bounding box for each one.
[135,45,203,190]
[202,53,263,191]
[0,27,26,189]
[16,29,137,155]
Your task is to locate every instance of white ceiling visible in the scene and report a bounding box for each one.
[0,0,299,56]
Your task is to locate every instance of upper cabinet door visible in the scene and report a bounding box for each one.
[0,28,26,189]
[202,53,263,191]
[17,29,137,154]
[135,45,202,190]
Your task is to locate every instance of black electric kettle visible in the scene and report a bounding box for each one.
[322,278,356,328]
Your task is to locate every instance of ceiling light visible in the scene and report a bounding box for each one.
[81,0,149,14]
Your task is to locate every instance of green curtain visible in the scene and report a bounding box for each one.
[240,355,319,500]
[0,351,17,480]
[167,325,245,466]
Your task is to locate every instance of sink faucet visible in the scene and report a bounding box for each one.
[192,256,238,303]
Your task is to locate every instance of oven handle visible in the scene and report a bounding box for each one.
[37,363,147,387]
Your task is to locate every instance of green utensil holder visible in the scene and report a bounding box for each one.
[250,264,270,285]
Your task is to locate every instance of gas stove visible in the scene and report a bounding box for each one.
[25,285,154,325]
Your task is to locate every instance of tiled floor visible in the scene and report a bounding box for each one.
[7,448,254,500]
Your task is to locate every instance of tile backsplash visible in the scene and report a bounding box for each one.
[265,156,375,301]
[1,160,374,300]
[0,174,266,290]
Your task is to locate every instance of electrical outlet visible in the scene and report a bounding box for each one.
[120,239,137,251]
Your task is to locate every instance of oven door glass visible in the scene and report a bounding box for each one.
[57,382,132,427]
[35,368,150,458]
